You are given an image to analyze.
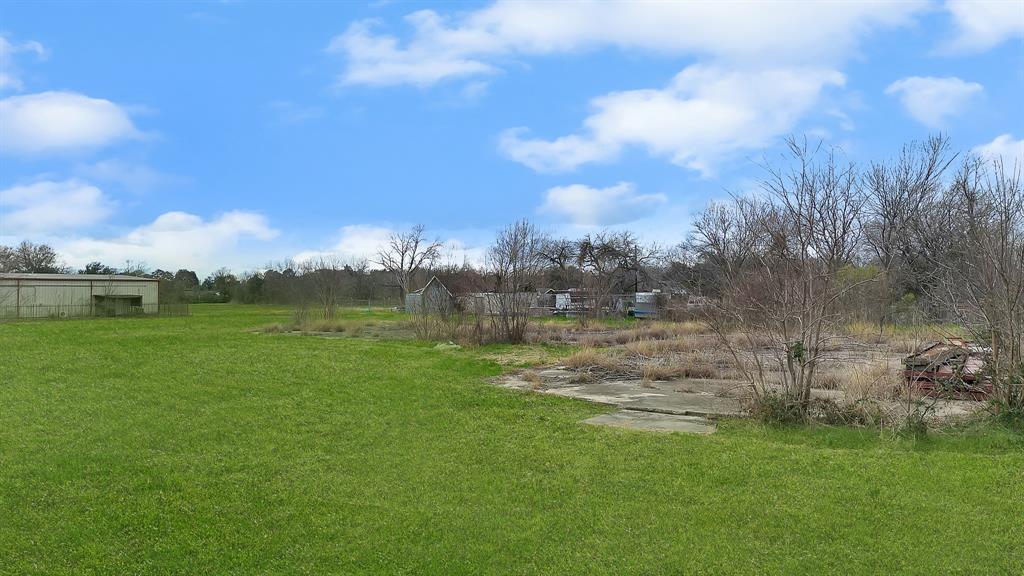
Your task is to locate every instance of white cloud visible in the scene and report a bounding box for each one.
[974,134,1024,166]
[943,0,1024,53]
[885,76,983,128]
[330,1,924,87]
[0,179,113,235]
[0,91,142,154]
[293,224,394,263]
[439,238,487,268]
[56,211,279,275]
[0,34,46,92]
[328,17,498,87]
[74,159,168,193]
[295,224,489,268]
[540,182,667,226]
[501,65,845,174]
[499,130,615,172]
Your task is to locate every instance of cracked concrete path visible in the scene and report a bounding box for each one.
[583,410,717,434]
[496,367,745,434]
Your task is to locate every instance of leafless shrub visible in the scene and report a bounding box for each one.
[410,297,471,342]
[297,256,351,320]
[691,137,875,417]
[488,220,547,343]
[929,158,1024,411]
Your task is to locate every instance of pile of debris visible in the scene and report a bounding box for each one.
[904,338,991,400]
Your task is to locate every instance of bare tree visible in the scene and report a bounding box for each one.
[692,138,872,416]
[538,237,582,290]
[488,219,546,343]
[863,135,956,326]
[576,231,660,319]
[929,157,1024,411]
[299,256,347,320]
[375,224,442,302]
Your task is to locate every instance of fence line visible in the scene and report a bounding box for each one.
[291,299,403,313]
[0,303,190,320]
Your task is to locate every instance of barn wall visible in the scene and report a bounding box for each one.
[0,279,159,318]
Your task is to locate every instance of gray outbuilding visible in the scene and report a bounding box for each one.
[405,276,454,315]
[0,273,160,319]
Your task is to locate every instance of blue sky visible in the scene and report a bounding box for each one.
[1,1,1022,275]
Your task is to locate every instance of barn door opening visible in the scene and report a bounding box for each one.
[93,295,143,316]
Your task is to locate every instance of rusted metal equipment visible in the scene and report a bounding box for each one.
[904,338,991,400]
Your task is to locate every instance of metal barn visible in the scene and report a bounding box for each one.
[0,273,160,319]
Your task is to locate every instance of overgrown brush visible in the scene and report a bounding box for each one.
[256,318,371,335]
[624,336,702,357]
[842,360,902,401]
[640,356,717,381]
[562,347,622,374]
[576,322,712,347]
[844,321,962,353]
[750,392,810,425]
[752,393,884,427]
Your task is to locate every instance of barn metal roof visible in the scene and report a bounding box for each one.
[0,273,158,282]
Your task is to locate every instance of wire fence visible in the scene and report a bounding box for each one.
[0,303,190,321]
[294,299,404,312]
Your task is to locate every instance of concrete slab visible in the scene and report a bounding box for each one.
[583,410,717,434]
[498,371,744,419]
[496,363,985,428]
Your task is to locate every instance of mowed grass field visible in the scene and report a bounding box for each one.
[2,305,1023,575]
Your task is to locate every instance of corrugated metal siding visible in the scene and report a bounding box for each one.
[0,278,159,318]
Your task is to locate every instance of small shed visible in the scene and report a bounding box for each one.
[405,276,454,315]
[0,273,160,319]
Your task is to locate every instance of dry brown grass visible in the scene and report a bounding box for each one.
[257,319,372,335]
[812,360,903,400]
[640,354,718,381]
[576,321,712,348]
[841,360,903,402]
[561,334,725,382]
[725,331,777,350]
[624,336,703,357]
[562,347,622,373]
[813,368,846,390]
[844,321,966,354]
[521,370,544,390]
[526,322,605,344]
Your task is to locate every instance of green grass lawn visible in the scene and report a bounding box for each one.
[2,305,1022,575]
